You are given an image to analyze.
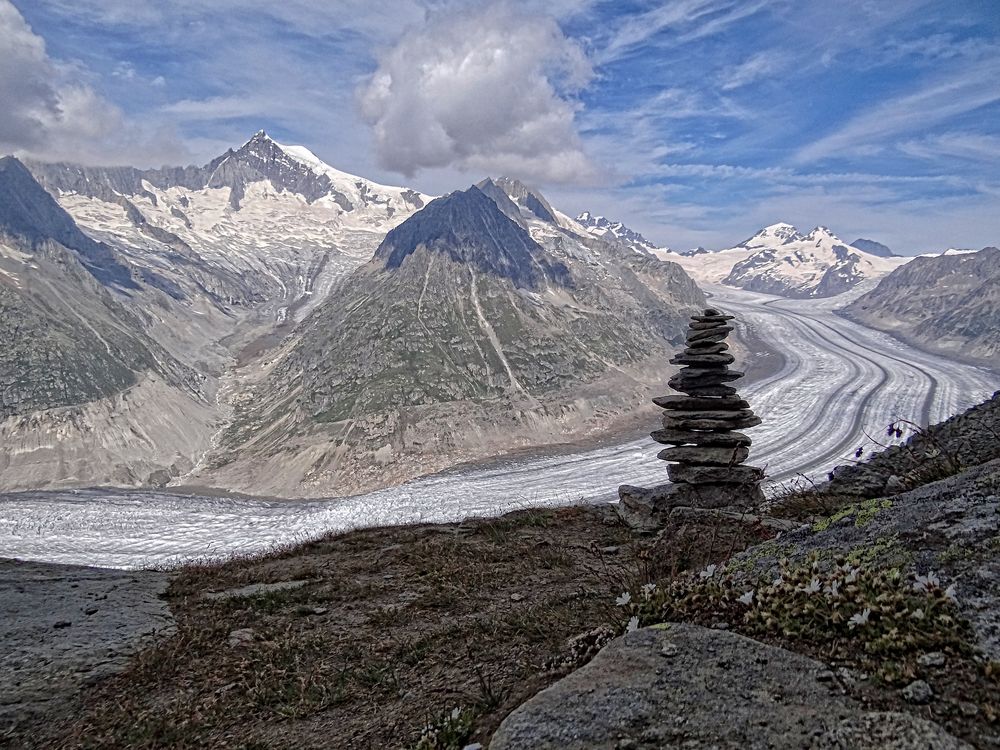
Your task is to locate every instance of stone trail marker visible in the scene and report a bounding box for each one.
[618,307,764,529]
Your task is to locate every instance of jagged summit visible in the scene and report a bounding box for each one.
[374,185,570,290]
[29,132,429,214]
[474,176,558,225]
[575,211,664,255]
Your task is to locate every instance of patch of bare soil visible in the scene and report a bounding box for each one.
[11,506,771,749]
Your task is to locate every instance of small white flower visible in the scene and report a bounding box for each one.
[913,571,941,592]
[910,608,925,620]
[848,608,872,629]
[616,592,632,606]
[737,590,754,606]
[825,580,840,598]
[641,582,657,601]
[450,708,461,721]
[844,567,860,584]
[699,564,717,579]
[944,583,958,602]
[626,615,640,633]
[801,577,822,594]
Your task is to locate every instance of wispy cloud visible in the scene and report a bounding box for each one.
[596,0,771,64]
[898,132,1000,163]
[719,51,789,90]
[795,58,1000,163]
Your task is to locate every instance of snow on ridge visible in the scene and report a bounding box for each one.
[275,140,433,205]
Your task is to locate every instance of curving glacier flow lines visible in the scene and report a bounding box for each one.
[0,288,996,569]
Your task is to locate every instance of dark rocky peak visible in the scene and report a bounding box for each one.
[208,131,349,210]
[474,178,529,228]
[488,176,558,223]
[851,238,896,257]
[374,185,570,290]
[0,156,136,289]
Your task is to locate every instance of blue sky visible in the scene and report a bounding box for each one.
[3,0,999,253]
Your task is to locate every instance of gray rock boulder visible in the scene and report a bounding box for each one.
[490,623,969,749]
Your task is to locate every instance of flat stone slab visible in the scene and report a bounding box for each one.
[661,409,756,422]
[686,339,730,352]
[491,624,969,750]
[0,559,174,732]
[656,444,750,466]
[660,416,763,431]
[202,579,313,600]
[667,464,764,483]
[653,395,749,411]
[672,384,739,398]
[670,353,736,366]
[651,428,752,447]
[688,326,733,342]
[691,314,735,322]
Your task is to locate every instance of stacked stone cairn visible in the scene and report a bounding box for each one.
[618,307,764,529]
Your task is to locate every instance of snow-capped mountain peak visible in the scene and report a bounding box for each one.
[737,222,803,249]
[805,225,840,243]
[723,222,909,298]
[575,211,667,255]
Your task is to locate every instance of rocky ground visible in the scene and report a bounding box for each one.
[0,561,173,740]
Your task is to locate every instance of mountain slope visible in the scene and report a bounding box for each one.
[722,224,908,298]
[841,247,1000,368]
[194,185,705,497]
[0,156,185,416]
[0,157,218,489]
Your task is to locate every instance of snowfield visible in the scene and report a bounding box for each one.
[1,286,995,569]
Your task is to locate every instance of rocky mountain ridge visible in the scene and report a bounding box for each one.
[2,132,712,496]
[575,211,665,255]
[26,131,431,314]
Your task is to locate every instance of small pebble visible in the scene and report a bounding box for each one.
[660,643,679,658]
[53,621,72,629]
[917,651,945,667]
[901,679,933,705]
[510,593,525,602]
[958,701,979,717]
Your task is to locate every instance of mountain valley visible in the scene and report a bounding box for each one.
[2,140,710,496]
[0,133,995,500]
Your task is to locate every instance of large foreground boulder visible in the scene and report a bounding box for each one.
[490,623,968,749]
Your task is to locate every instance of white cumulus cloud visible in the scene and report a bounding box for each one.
[358,4,596,184]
